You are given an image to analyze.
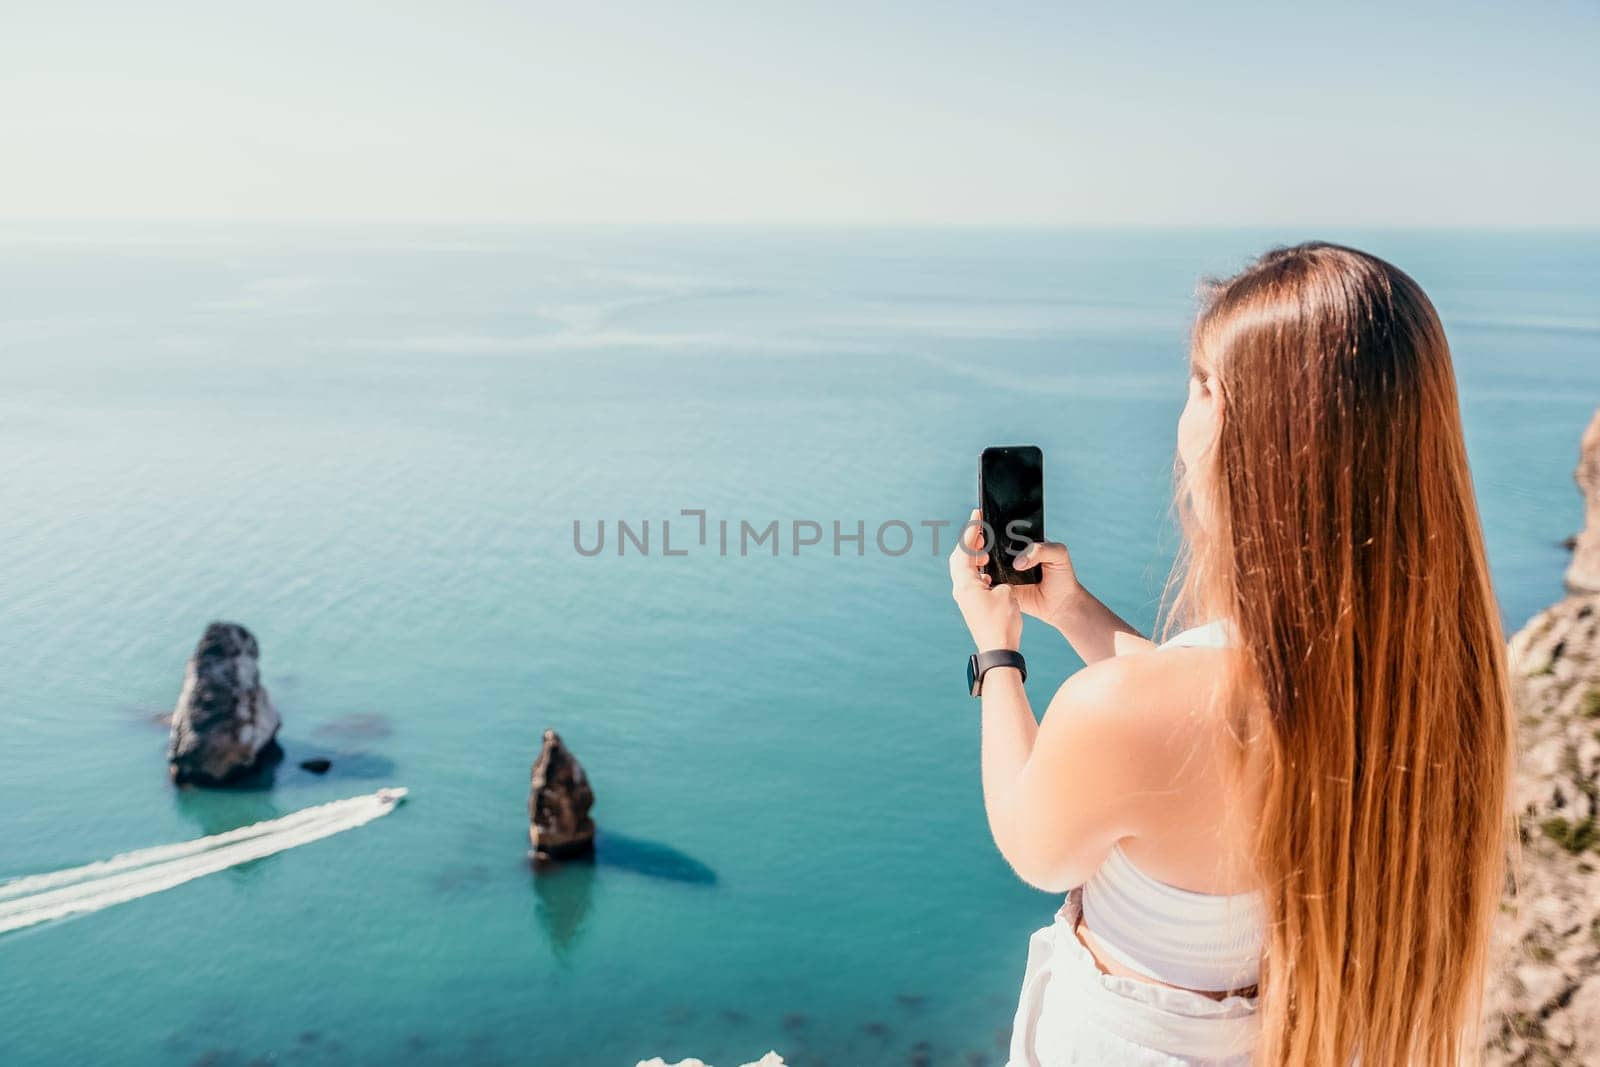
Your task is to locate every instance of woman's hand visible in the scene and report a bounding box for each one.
[950,509,1023,651]
[1011,539,1087,633]
[966,516,1143,664]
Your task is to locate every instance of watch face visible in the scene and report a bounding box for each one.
[966,653,980,697]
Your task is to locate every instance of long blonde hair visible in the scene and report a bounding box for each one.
[1173,243,1514,1064]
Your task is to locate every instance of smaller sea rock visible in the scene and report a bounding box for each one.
[528,729,596,860]
[299,758,332,774]
[167,622,282,785]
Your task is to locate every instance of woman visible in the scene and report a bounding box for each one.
[950,243,1513,1065]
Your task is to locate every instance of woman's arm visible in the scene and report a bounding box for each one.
[950,517,1152,889]
[978,658,1167,890]
[1011,541,1144,664]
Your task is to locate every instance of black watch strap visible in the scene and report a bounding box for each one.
[968,649,1026,697]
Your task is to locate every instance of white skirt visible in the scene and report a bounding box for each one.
[1008,890,1259,1066]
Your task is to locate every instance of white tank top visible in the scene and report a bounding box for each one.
[1078,620,1265,992]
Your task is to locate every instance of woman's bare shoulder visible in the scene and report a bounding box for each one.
[1022,643,1254,886]
[1041,644,1242,786]
[1053,643,1236,724]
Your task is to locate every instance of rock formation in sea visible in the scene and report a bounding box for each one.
[528,729,596,861]
[1484,405,1600,1064]
[1566,406,1600,593]
[166,621,283,786]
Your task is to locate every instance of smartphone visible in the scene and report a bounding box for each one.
[978,445,1044,586]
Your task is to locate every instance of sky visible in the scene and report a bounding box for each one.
[2,1,1597,226]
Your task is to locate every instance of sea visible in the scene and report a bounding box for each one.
[1,226,1596,1066]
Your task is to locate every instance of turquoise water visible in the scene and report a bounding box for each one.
[1,227,1596,1066]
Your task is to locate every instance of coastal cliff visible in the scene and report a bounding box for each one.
[1567,409,1600,594]
[1485,406,1600,1064]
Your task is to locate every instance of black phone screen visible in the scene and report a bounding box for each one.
[979,445,1044,586]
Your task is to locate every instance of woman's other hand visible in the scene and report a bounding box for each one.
[1011,540,1086,633]
[950,509,1023,651]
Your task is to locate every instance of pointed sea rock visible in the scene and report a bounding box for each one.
[529,729,596,861]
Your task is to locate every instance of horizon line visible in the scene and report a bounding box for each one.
[1,218,1597,232]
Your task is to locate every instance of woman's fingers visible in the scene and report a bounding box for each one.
[962,509,982,547]
[947,508,985,566]
[950,508,989,587]
[1013,540,1068,571]
[947,515,985,588]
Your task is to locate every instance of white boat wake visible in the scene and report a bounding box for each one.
[0,787,407,935]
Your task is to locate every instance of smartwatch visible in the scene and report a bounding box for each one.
[967,649,1026,697]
